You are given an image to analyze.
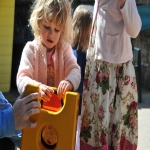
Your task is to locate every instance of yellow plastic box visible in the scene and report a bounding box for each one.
[20,84,79,150]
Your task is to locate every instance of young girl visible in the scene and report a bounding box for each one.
[80,0,141,150]
[72,4,93,118]
[17,0,81,101]
[72,5,93,150]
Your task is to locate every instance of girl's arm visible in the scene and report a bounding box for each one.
[120,0,142,38]
[63,44,81,91]
[56,44,81,99]
[17,42,41,94]
[17,42,57,101]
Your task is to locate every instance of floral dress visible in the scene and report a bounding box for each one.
[80,2,138,150]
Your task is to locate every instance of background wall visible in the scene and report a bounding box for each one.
[11,0,32,88]
[0,0,15,92]
[133,31,150,90]
[134,0,150,90]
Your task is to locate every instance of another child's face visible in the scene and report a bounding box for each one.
[39,19,61,51]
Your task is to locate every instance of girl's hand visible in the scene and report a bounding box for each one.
[120,0,126,8]
[57,80,73,99]
[39,84,54,102]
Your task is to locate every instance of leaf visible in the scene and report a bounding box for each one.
[86,130,91,138]
[88,126,92,131]
[123,114,127,120]
[82,131,87,137]
[84,136,88,143]
[102,87,106,95]
[124,113,130,125]
[100,81,103,87]
[104,81,109,89]
[100,66,104,70]
[80,132,83,137]
[126,105,129,109]
[127,124,130,128]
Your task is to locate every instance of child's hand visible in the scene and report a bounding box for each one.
[57,80,73,99]
[39,84,54,102]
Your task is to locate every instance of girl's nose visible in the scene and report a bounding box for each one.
[48,29,53,35]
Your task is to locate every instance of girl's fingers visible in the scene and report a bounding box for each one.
[63,85,68,94]
[57,85,61,98]
[61,83,66,94]
[57,81,68,99]
[40,91,50,102]
[44,87,53,96]
[40,84,54,99]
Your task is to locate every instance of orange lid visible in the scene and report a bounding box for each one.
[42,91,63,112]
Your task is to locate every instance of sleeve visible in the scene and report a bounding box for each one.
[17,42,41,94]
[0,92,15,138]
[120,0,142,38]
[64,45,81,91]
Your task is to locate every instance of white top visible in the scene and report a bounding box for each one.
[92,0,142,63]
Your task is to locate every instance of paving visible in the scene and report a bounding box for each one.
[2,88,150,150]
[138,91,150,150]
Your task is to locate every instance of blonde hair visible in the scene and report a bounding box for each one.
[72,5,93,52]
[29,0,73,44]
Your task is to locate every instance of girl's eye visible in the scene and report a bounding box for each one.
[55,29,60,32]
[44,25,49,29]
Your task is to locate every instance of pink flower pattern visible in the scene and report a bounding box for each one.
[80,57,138,150]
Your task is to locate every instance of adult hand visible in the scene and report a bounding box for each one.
[57,80,73,99]
[39,84,54,102]
[12,92,41,130]
[120,0,126,8]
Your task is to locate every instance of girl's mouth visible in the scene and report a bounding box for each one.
[47,39,53,43]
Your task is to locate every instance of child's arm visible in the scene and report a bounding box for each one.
[57,44,81,98]
[63,45,81,91]
[17,42,43,94]
[120,0,142,38]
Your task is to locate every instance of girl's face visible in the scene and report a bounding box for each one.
[39,19,61,51]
